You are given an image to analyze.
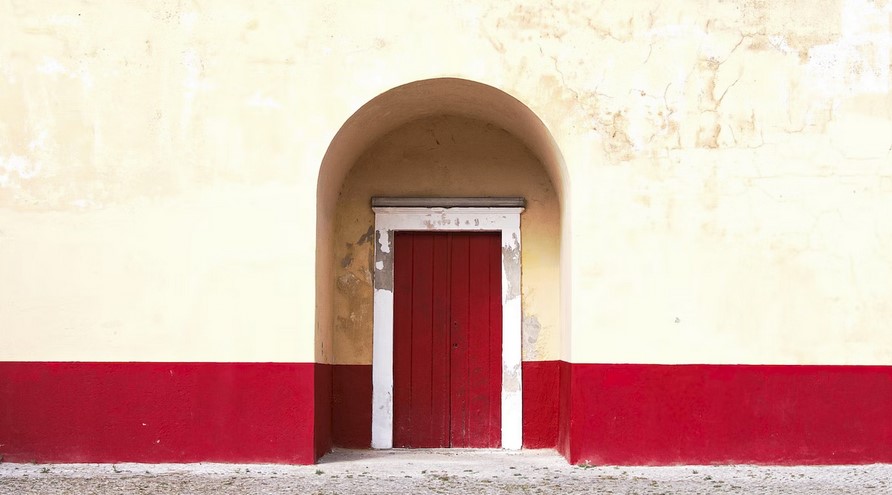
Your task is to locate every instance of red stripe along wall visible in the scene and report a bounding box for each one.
[4,360,890,464]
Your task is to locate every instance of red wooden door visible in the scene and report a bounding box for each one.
[392,231,502,448]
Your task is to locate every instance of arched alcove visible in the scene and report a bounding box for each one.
[315,78,568,453]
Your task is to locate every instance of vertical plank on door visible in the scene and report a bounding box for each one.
[467,234,495,447]
[449,234,470,447]
[392,233,414,447]
[410,234,434,447]
[430,234,451,446]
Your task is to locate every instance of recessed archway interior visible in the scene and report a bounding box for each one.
[316,78,567,450]
[335,114,560,362]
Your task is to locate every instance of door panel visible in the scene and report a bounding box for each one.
[448,234,470,446]
[392,233,414,445]
[408,234,434,447]
[430,235,451,446]
[392,231,502,448]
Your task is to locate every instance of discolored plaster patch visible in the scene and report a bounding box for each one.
[523,314,542,360]
[502,233,521,301]
[374,229,394,292]
[336,271,364,297]
[339,244,354,268]
[502,363,522,393]
[357,226,374,245]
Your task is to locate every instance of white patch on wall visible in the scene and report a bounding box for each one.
[179,12,199,30]
[36,57,94,90]
[246,91,282,110]
[78,68,94,90]
[29,131,47,153]
[69,198,101,209]
[181,50,215,130]
[806,0,891,96]
[0,55,14,84]
[768,36,796,56]
[46,14,82,27]
[182,50,203,95]
[0,155,41,188]
[37,57,68,76]
[0,131,46,188]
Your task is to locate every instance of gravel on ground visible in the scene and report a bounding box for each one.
[1,448,890,494]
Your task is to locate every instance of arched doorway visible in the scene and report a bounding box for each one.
[316,79,567,452]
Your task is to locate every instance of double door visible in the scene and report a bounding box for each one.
[392,231,502,448]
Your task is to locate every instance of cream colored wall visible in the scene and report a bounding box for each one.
[546,0,892,365]
[332,115,560,365]
[2,0,890,365]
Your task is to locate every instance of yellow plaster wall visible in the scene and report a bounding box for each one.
[332,115,560,365]
[0,186,308,361]
[2,0,890,365]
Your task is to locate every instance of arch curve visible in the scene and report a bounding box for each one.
[315,78,569,452]
[316,77,568,360]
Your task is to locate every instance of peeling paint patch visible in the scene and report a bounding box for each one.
[502,363,521,393]
[805,0,891,96]
[502,233,521,301]
[376,229,391,254]
[523,314,542,347]
[522,314,544,360]
[374,229,394,291]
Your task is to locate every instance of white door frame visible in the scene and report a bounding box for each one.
[371,201,523,450]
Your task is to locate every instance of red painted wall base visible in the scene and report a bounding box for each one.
[522,360,559,448]
[0,362,320,464]
[314,363,332,460]
[331,364,372,448]
[4,361,890,465]
[560,363,892,465]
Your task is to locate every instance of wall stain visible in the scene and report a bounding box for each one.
[357,225,374,245]
[340,243,354,268]
[502,233,521,301]
[374,229,394,292]
[502,363,521,393]
[523,314,543,360]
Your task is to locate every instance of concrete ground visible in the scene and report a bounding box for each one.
[1,448,890,494]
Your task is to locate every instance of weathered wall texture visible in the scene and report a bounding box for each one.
[521,0,892,364]
[1,0,890,366]
[332,116,560,364]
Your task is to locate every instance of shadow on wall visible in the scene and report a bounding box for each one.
[333,114,561,365]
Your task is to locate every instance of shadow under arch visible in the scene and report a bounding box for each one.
[315,77,570,456]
